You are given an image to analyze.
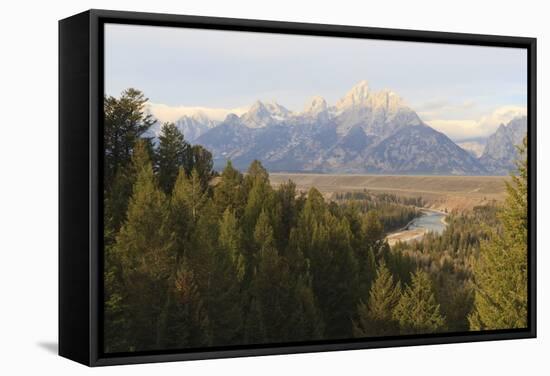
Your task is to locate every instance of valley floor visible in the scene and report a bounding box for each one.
[269,173,509,212]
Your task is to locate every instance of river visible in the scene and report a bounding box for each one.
[386,209,448,246]
[406,209,447,235]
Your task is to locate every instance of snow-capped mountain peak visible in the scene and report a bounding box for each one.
[303,96,328,116]
[335,80,371,109]
[335,81,406,113]
[264,101,292,119]
[368,89,405,114]
[142,81,526,176]
[332,82,419,137]
[248,100,271,116]
[240,100,272,128]
[240,100,291,128]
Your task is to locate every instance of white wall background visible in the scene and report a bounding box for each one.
[0,0,547,374]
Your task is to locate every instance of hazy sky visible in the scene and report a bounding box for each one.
[105,23,527,141]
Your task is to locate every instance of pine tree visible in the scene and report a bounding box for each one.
[365,248,377,289]
[157,123,189,194]
[327,217,359,338]
[282,191,325,341]
[289,188,322,273]
[469,137,528,330]
[164,168,199,262]
[104,88,155,190]
[433,271,474,332]
[104,138,155,242]
[382,241,415,286]
[188,202,244,346]
[287,277,324,341]
[345,204,379,299]
[273,180,299,252]
[289,188,357,339]
[188,144,214,191]
[104,140,158,352]
[354,262,401,337]
[343,202,364,252]
[244,298,266,343]
[244,160,270,191]
[393,270,445,334]
[242,161,274,251]
[104,167,133,242]
[113,142,174,350]
[103,242,129,353]
[179,168,209,221]
[292,187,326,260]
[213,161,245,216]
[303,187,325,220]
[163,261,211,348]
[362,210,384,251]
[247,210,291,343]
[219,208,246,282]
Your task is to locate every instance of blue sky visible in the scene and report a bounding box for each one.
[105,23,527,140]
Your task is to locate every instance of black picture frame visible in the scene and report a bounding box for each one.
[59,9,537,367]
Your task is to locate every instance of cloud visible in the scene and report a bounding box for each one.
[424,105,527,140]
[417,100,478,121]
[147,103,249,123]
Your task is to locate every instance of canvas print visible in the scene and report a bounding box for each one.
[102,23,529,354]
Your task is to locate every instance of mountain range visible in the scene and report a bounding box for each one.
[480,116,527,174]
[149,81,527,175]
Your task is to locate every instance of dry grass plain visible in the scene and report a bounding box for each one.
[269,173,509,212]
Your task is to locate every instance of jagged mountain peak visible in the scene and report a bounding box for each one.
[480,115,527,174]
[264,101,291,118]
[506,115,528,139]
[248,99,269,113]
[240,100,291,128]
[494,122,507,134]
[491,115,527,142]
[369,89,405,113]
[303,96,328,115]
[335,81,407,115]
[364,124,487,175]
[332,82,419,138]
[149,82,524,176]
[224,113,241,123]
[335,80,371,109]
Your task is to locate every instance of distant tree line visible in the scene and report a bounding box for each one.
[335,191,424,208]
[103,89,528,353]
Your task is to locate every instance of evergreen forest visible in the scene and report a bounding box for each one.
[103,89,528,353]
